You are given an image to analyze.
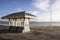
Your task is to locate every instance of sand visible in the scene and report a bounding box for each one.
[0,25,60,40]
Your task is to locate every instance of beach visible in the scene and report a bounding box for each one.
[0,25,60,40]
[0,0,60,40]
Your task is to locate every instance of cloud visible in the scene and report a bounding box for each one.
[52,0,60,22]
[32,0,49,10]
[32,0,50,22]
[32,0,60,22]
[10,8,38,16]
[15,8,25,12]
[26,11,38,15]
[9,8,25,13]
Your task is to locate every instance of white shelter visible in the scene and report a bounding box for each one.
[1,11,36,33]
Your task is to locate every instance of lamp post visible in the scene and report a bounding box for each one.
[49,0,55,30]
[49,0,53,30]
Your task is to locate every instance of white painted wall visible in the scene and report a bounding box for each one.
[16,19,21,26]
[9,19,16,26]
[9,18,30,33]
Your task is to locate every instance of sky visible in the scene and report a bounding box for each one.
[0,0,60,22]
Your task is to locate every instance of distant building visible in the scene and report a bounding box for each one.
[1,11,36,33]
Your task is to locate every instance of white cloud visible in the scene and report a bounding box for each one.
[32,0,60,22]
[36,12,50,22]
[52,0,60,22]
[26,11,38,15]
[32,0,50,22]
[9,8,38,15]
[32,0,49,10]
[15,8,25,12]
[9,8,25,13]
[13,8,38,16]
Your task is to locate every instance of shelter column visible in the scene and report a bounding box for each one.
[9,19,11,26]
[19,19,21,26]
[16,19,18,26]
[23,18,30,33]
[13,19,15,26]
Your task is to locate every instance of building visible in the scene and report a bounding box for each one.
[1,11,36,33]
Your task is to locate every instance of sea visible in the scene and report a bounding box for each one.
[0,21,60,26]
